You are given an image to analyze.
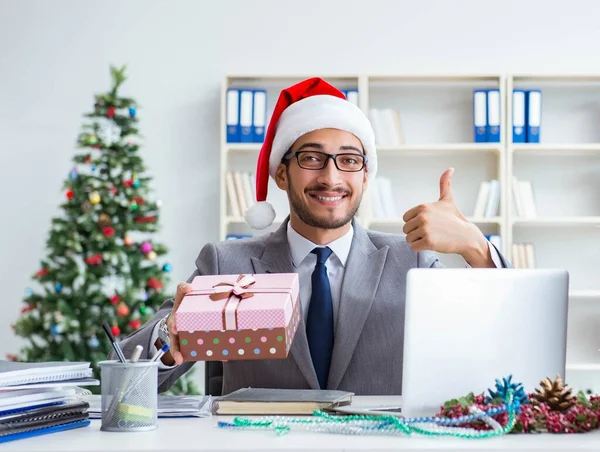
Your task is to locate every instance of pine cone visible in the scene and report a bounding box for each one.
[532,375,575,412]
[98,213,112,228]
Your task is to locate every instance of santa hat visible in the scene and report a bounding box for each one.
[245,77,377,230]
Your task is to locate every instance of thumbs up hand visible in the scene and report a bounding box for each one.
[402,168,493,266]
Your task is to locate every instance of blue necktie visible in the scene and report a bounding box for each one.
[306,246,334,389]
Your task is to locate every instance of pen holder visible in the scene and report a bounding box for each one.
[99,360,159,432]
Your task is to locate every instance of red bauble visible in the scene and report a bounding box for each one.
[110,186,117,195]
[147,278,163,290]
[107,106,116,118]
[109,295,120,305]
[102,226,115,237]
[129,319,141,330]
[35,268,48,278]
[66,190,74,200]
[134,216,156,224]
[116,302,130,317]
[123,179,133,187]
[133,196,145,205]
[111,325,120,336]
[85,253,103,265]
[85,155,92,163]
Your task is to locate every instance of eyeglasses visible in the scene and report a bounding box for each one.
[288,151,367,172]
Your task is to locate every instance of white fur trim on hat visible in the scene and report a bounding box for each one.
[269,95,377,179]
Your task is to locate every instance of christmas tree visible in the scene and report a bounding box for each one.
[11,65,199,395]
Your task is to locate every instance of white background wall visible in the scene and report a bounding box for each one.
[1,0,600,381]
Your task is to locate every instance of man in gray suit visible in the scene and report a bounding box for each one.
[114,77,510,395]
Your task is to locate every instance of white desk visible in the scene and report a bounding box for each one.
[7,396,600,452]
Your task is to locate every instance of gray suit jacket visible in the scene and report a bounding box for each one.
[115,217,509,395]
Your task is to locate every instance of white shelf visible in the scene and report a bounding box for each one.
[512,217,600,226]
[570,291,600,299]
[376,143,501,154]
[512,143,600,154]
[227,143,262,153]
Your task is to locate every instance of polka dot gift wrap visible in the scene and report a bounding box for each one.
[175,273,301,361]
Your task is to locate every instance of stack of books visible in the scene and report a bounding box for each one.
[0,361,98,443]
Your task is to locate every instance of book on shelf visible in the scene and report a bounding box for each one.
[473,179,500,218]
[512,89,542,143]
[511,177,537,218]
[511,243,536,268]
[226,89,267,143]
[368,108,404,147]
[473,88,501,143]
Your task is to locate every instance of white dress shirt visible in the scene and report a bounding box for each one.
[152,223,504,368]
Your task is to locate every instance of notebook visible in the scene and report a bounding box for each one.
[0,362,92,387]
[213,388,354,415]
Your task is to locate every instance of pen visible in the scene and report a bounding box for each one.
[130,345,143,363]
[102,322,127,363]
[150,343,170,363]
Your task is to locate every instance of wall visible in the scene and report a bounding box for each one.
[1,0,599,388]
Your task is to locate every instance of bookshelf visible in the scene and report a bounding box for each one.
[220,73,600,388]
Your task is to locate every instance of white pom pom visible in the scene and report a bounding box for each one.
[244,201,276,230]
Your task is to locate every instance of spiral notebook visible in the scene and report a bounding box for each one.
[0,362,92,388]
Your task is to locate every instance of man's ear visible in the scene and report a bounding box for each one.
[275,163,289,191]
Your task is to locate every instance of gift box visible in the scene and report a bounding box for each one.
[175,273,301,362]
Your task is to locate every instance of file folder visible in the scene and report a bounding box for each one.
[226,89,240,143]
[512,90,526,143]
[251,90,266,143]
[473,90,487,142]
[526,90,542,143]
[239,89,254,143]
[486,89,500,143]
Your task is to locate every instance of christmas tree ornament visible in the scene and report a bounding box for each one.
[147,251,157,260]
[69,167,78,180]
[140,242,152,254]
[109,295,120,305]
[533,375,576,412]
[102,226,115,238]
[35,267,48,278]
[116,302,130,317]
[133,179,140,188]
[24,287,33,297]
[123,235,133,246]
[91,165,96,172]
[87,134,98,145]
[162,263,171,272]
[98,213,112,228]
[129,105,136,117]
[50,323,63,335]
[130,201,138,211]
[106,106,116,118]
[147,278,163,290]
[85,253,103,265]
[89,191,101,205]
[129,319,141,330]
[134,216,156,224]
[123,179,133,187]
[139,304,147,315]
[110,185,117,195]
[110,325,120,336]
[55,283,62,293]
[66,189,74,200]
[140,290,148,301]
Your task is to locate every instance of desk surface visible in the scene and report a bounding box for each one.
[6,396,600,452]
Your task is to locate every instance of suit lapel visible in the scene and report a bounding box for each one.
[327,220,388,390]
[250,219,320,390]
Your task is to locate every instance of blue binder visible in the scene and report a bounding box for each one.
[239,89,254,143]
[251,89,266,143]
[226,89,240,143]
[0,419,90,443]
[526,90,542,143]
[473,90,487,142]
[486,89,501,142]
[512,90,526,143]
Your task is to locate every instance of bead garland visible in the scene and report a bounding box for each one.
[218,390,518,439]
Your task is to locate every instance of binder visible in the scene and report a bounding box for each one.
[526,90,542,143]
[226,89,240,143]
[473,90,487,142]
[512,90,526,143]
[486,89,500,142]
[239,89,254,143]
[346,89,359,106]
[0,361,92,388]
[251,89,266,143]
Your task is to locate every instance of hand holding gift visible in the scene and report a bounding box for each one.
[165,282,194,366]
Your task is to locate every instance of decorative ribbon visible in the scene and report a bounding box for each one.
[210,274,256,330]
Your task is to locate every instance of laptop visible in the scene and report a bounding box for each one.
[400,268,569,418]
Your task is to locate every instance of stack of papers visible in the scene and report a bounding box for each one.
[0,361,99,443]
[82,394,213,419]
